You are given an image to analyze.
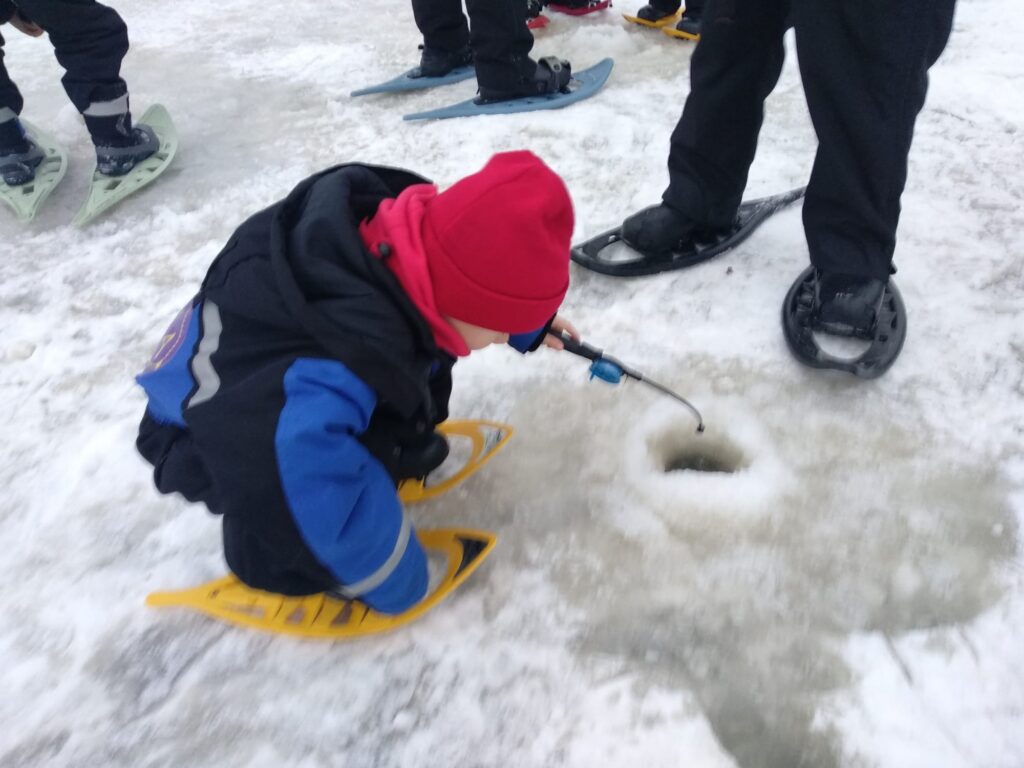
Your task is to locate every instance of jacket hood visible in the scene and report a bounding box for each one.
[268,163,443,417]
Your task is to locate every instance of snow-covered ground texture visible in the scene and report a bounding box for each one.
[1,0,1022,766]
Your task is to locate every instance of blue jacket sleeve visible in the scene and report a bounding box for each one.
[275,358,427,614]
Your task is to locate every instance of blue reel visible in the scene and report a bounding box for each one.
[588,359,624,384]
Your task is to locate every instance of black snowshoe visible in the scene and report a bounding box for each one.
[572,188,805,277]
[782,267,907,378]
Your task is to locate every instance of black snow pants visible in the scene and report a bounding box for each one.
[136,409,340,596]
[0,0,129,140]
[663,0,956,281]
[410,0,535,90]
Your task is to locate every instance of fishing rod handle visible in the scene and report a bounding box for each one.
[554,331,604,362]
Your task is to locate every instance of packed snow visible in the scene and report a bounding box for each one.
[1,0,1022,766]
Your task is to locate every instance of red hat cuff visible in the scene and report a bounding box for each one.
[420,150,574,335]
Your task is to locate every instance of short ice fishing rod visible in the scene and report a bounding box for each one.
[552,331,705,433]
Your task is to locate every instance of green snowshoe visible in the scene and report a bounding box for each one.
[0,120,68,222]
[74,103,178,226]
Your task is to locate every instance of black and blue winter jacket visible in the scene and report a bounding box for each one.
[136,163,539,613]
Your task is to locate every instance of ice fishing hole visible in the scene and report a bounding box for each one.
[649,428,748,475]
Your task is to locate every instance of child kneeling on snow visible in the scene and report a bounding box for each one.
[135,151,577,615]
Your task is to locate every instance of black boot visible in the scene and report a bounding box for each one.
[0,139,45,186]
[673,7,702,37]
[636,2,679,22]
[477,56,572,103]
[95,125,159,177]
[395,432,450,481]
[414,45,473,78]
[782,266,907,378]
[621,203,696,255]
[813,271,887,338]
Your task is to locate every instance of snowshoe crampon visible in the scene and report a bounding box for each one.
[146,528,496,639]
[571,186,804,277]
[781,266,907,379]
[0,120,67,222]
[73,103,178,226]
[398,419,514,504]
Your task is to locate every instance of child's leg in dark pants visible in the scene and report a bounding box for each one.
[13,0,132,144]
[136,410,219,509]
[13,0,157,173]
[0,30,41,185]
[0,30,26,148]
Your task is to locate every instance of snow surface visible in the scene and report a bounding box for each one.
[1,1,1022,766]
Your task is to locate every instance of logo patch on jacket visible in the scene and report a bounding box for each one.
[145,299,196,373]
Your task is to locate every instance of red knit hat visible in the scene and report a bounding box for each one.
[422,151,573,334]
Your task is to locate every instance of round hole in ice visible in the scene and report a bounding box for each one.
[648,427,747,475]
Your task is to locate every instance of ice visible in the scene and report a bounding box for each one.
[1,0,1022,766]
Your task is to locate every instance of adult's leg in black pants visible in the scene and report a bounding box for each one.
[665,0,790,227]
[411,0,471,60]
[622,0,791,252]
[793,0,956,283]
[465,0,535,92]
